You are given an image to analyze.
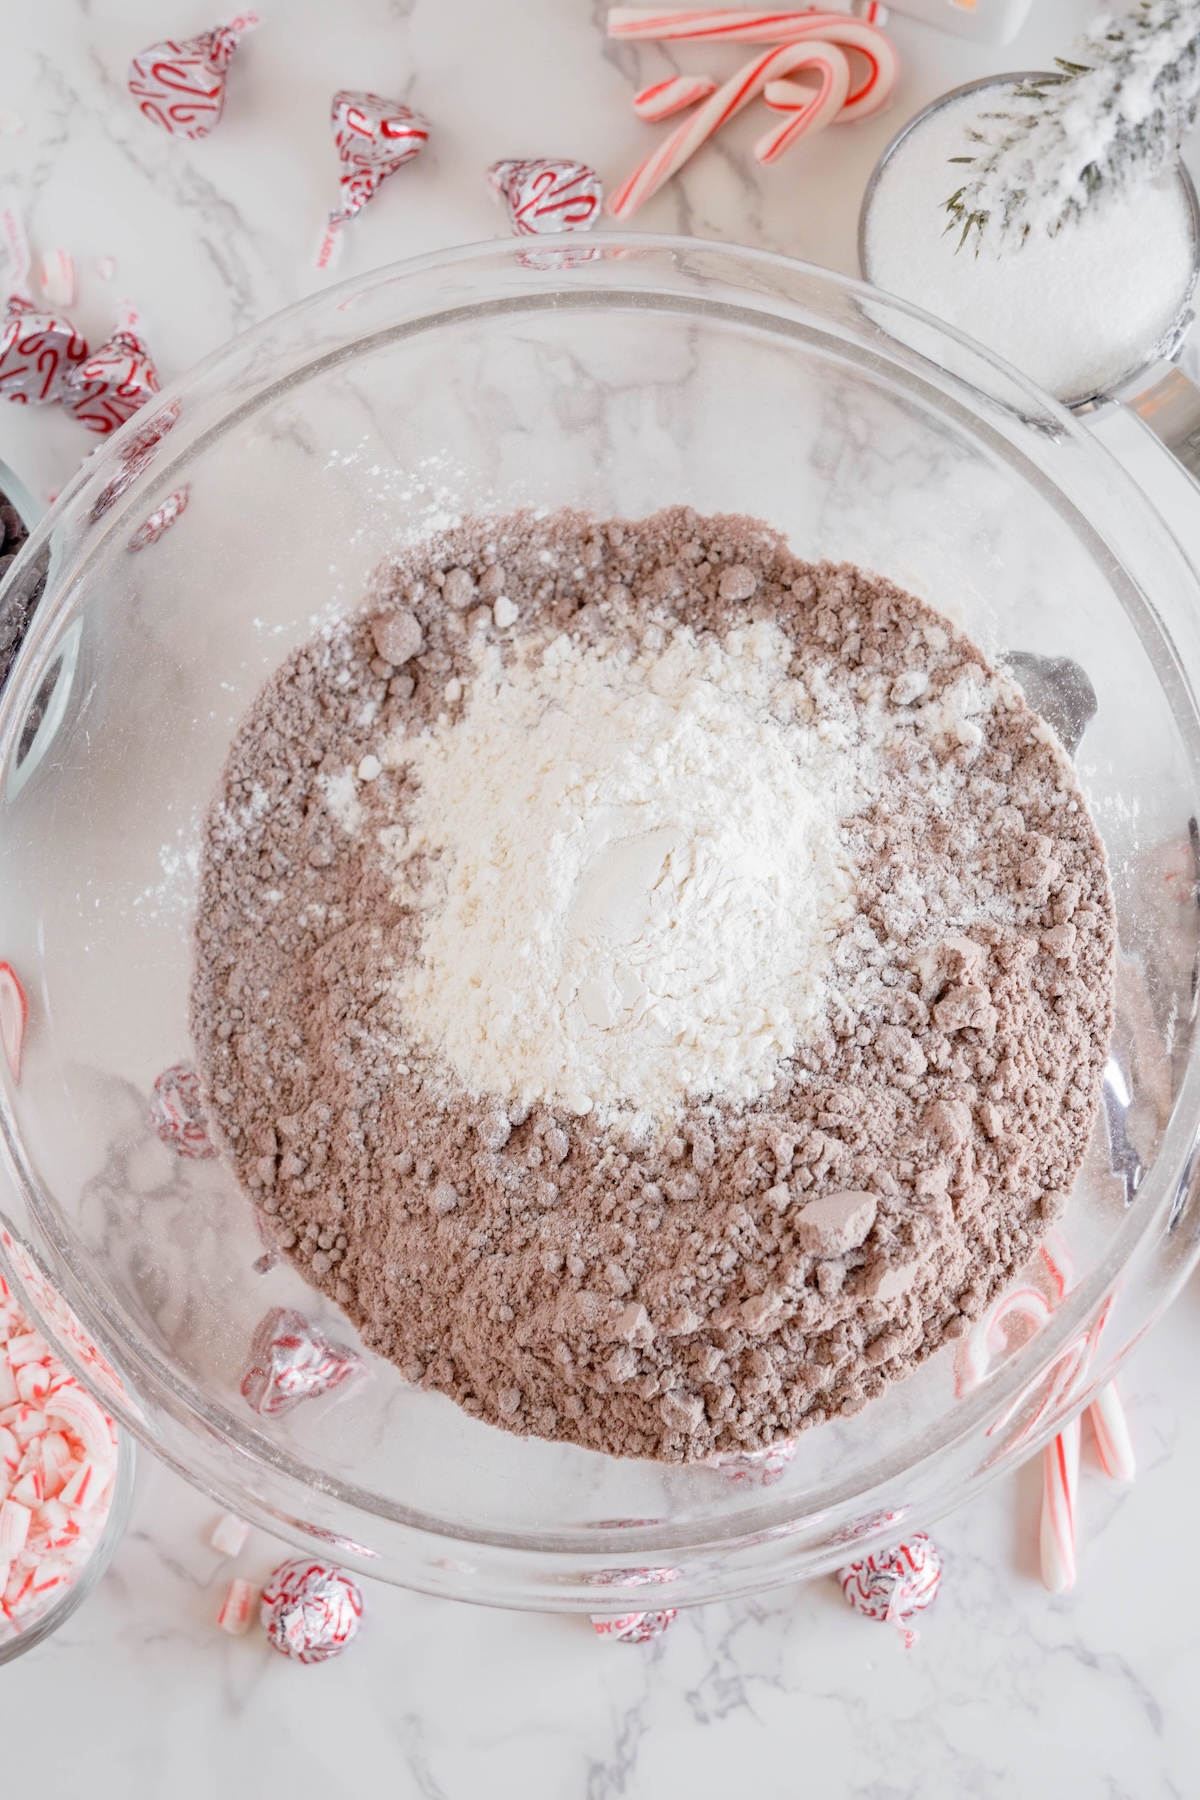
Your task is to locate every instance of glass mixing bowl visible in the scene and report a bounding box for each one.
[0,237,1198,1613]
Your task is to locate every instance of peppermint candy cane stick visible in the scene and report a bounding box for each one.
[754,47,849,163]
[1090,1381,1135,1482]
[633,74,718,119]
[610,8,851,39]
[607,10,897,122]
[764,77,809,107]
[1039,1415,1081,1593]
[608,39,848,218]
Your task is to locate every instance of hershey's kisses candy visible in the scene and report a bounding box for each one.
[65,305,160,435]
[260,1558,363,1663]
[318,91,430,268]
[149,1064,215,1158]
[837,1532,943,1649]
[240,1306,367,1417]
[128,14,259,139]
[487,158,603,236]
[0,293,87,406]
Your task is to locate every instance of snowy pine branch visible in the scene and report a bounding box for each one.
[944,0,1200,251]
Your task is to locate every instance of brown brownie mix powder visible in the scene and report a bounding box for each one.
[190,508,1115,1462]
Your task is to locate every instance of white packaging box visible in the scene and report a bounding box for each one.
[856,0,1036,44]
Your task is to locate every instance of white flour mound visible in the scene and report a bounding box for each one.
[379,620,874,1119]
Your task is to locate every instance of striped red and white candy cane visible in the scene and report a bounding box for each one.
[633,74,718,119]
[608,38,849,216]
[607,9,897,121]
[1090,1380,1135,1482]
[764,77,809,107]
[1040,1413,1080,1593]
[754,47,850,163]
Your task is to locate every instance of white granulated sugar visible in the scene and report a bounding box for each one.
[863,84,1195,401]
[383,623,875,1119]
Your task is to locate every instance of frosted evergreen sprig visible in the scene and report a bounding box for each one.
[943,0,1200,251]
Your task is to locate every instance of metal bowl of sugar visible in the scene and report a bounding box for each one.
[858,73,1200,475]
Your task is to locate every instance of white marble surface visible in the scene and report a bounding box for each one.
[1,1273,1198,1796]
[2,1,1200,1792]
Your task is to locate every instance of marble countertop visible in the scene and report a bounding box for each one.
[2,2,1200,1793]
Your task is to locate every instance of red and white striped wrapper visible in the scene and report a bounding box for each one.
[65,300,160,437]
[127,14,260,140]
[318,91,430,269]
[1040,1413,1080,1593]
[149,1064,216,1159]
[591,1607,677,1642]
[128,485,190,552]
[1090,1381,1135,1484]
[588,1560,679,1641]
[260,1558,363,1662]
[837,1532,942,1648]
[487,159,604,236]
[240,1307,367,1417]
[831,1505,907,1546]
[706,1437,796,1486]
[88,398,182,524]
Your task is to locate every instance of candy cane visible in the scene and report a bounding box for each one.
[612,7,858,40]
[764,77,809,107]
[1039,1415,1080,1593]
[985,1285,1052,1359]
[607,10,897,122]
[753,47,849,164]
[633,74,718,119]
[0,962,28,1082]
[954,1283,1052,1398]
[608,38,849,217]
[1090,1381,1135,1482]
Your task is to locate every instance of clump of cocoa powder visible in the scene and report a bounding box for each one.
[190,508,1115,1462]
